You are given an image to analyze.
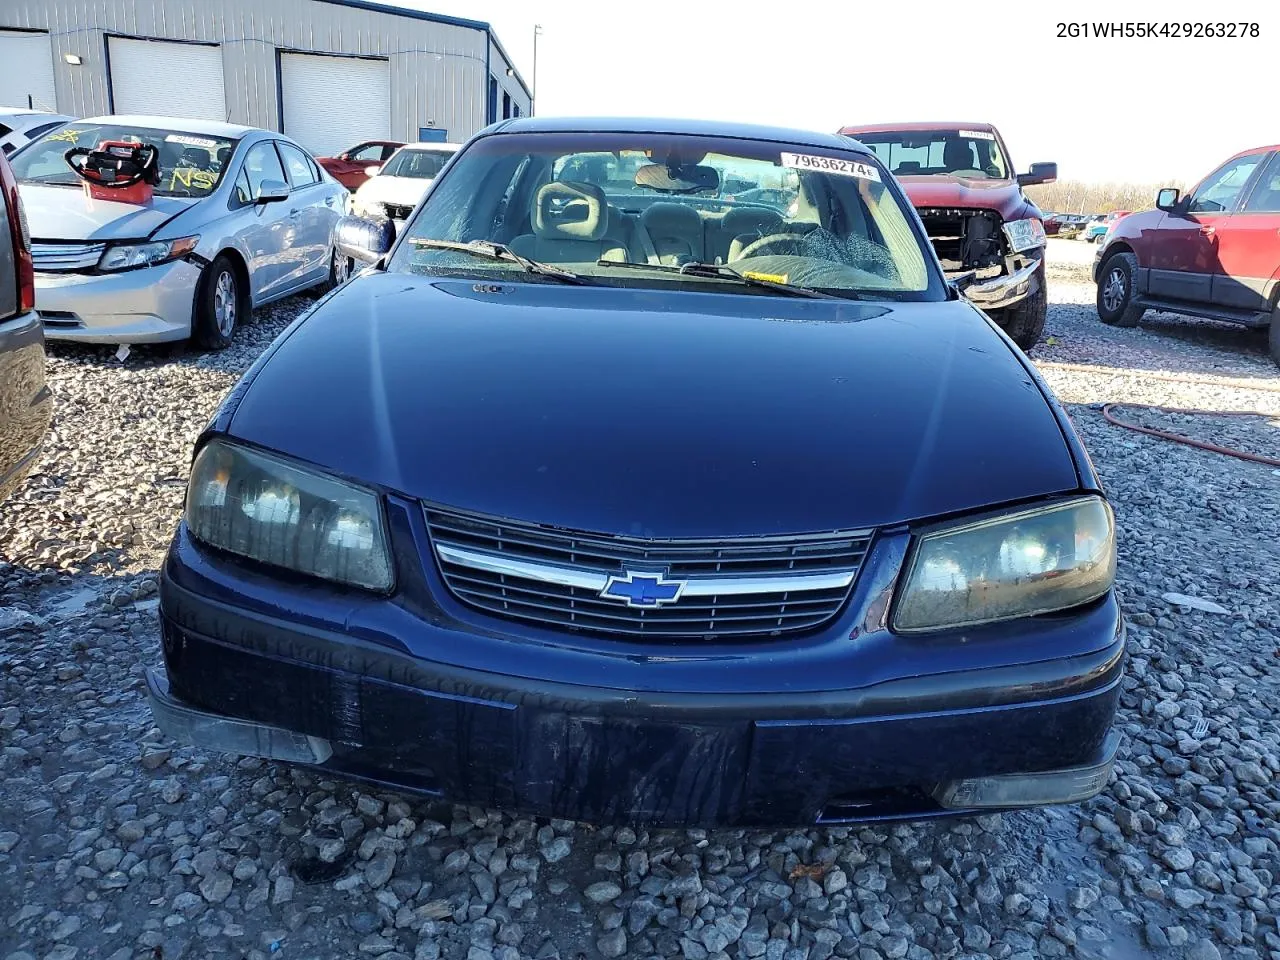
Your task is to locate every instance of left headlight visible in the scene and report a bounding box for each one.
[185,439,394,592]
[98,235,199,272]
[893,496,1115,633]
[1003,218,1046,254]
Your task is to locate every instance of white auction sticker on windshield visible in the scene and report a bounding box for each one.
[165,134,218,148]
[958,129,995,140]
[780,153,881,182]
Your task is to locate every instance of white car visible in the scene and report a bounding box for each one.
[0,107,74,157]
[11,115,348,349]
[348,142,460,222]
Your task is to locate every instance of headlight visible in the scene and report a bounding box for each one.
[1003,218,1046,254]
[98,236,199,272]
[893,497,1115,632]
[185,439,393,591]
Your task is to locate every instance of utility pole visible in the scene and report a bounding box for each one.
[532,24,542,116]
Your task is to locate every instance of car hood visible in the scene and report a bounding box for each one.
[354,176,432,207]
[19,183,196,240]
[897,175,1028,219]
[227,273,1079,537]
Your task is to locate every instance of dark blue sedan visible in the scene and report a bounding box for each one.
[146,117,1123,828]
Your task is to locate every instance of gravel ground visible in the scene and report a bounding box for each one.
[3,259,1280,960]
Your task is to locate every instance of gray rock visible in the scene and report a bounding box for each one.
[1161,848,1196,872]
[199,870,234,903]
[366,852,396,888]
[598,928,627,959]
[585,881,622,904]
[540,838,571,864]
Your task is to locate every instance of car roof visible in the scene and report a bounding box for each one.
[79,115,261,139]
[839,121,997,135]
[490,116,872,154]
[398,142,463,151]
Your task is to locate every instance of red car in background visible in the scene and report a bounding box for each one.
[316,140,405,190]
[1093,144,1280,364]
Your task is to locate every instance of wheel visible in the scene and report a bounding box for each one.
[192,254,242,351]
[1269,303,1280,367]
[1096,252,1145,328]
[325,245,354,292]
[991,262,1047,351]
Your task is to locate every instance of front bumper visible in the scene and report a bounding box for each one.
[150,530,1126,828]
[34,258,201,343]
[960,257,1042,311]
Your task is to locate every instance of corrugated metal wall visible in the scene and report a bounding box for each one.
[0,0,530,143]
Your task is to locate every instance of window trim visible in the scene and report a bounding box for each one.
[1235,151,1280,216]
[234,138,288,206]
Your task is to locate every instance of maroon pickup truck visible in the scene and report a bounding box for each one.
[839,122,1057,350]
[1092,143,1280,365]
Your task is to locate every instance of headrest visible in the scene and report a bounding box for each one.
[722,206,783,235]
[943,139,973,169]
[532,180,608,241]
[641,202,701,236]
[178,146,207,167]
[893,161,922,174]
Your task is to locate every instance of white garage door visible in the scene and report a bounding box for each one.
[281,53,390,156]
[0,31,57,112]
[108,38,226,121]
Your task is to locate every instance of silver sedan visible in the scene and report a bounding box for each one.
[10,115,349,349]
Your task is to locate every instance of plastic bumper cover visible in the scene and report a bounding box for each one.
[34,258,200,343]
[961,258,1042,311]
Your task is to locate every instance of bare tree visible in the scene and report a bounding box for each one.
[1026,180,1190,215]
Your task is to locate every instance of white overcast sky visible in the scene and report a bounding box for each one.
[405,0,1273,185]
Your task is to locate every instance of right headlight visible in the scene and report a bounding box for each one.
[185,439,393,592]
[893,496,1115,633]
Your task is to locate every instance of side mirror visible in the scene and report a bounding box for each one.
[335,214,396,264]
[1156,187,1181,212]
[1017,162,1058,186]
[256,179,290,204]
[365,165,381,177]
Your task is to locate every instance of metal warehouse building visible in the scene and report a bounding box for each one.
[0,0,531,155]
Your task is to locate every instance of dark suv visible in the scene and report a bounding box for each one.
[0,149,52,501]
[1092,144,1280,364]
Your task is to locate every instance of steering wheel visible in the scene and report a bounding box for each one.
[735,233,812,260]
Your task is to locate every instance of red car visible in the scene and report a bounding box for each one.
[316,140,405,191]
[1093,144,1280,363]
[839,121,1057,350]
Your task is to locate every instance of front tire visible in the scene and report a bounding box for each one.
[1268,303,1280,367]
[992,263,1048,351]
[193,255,242,351]
[326,246,354,292]
[1096,252,1145,328]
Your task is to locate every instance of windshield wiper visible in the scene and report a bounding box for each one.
[593,259,853,300]
[411,239,588,284]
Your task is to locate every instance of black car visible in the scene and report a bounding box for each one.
[0,149,51,502]
[146,117,1123,828]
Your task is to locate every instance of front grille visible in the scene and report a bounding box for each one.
[425,506,873,639]
[31,241,106,272]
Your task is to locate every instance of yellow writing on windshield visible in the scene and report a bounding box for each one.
[169,166,217,192]
[45,128,81,143]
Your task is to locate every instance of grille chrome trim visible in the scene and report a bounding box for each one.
[31,241,107,272]
[435,543,857,596]
[426,507,873,639]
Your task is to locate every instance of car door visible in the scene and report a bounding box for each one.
[1148,153,1266,303]
[275,141,338,289]
[232,140,295,303]
[1209,151,1280,312]
[336,142,386,190]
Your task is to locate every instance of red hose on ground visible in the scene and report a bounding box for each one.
[1100,403,1280,468]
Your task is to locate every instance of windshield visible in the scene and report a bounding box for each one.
[389,132,939,299]
[381,148,454,179]
[10,122,237,198]
[853,129,1010,180]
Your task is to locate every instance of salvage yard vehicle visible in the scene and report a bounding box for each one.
[1093,144,1280,364]
[0,147,51,502]
[10,115,347,349]
[316,140,405,190]
[0,107,74,157]
[347,141,460,222]
[146,117,1123,828]
[838,121,1056,350]
[1085,210,1128,243]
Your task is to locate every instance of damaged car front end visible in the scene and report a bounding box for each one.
[839,122,1056,350]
